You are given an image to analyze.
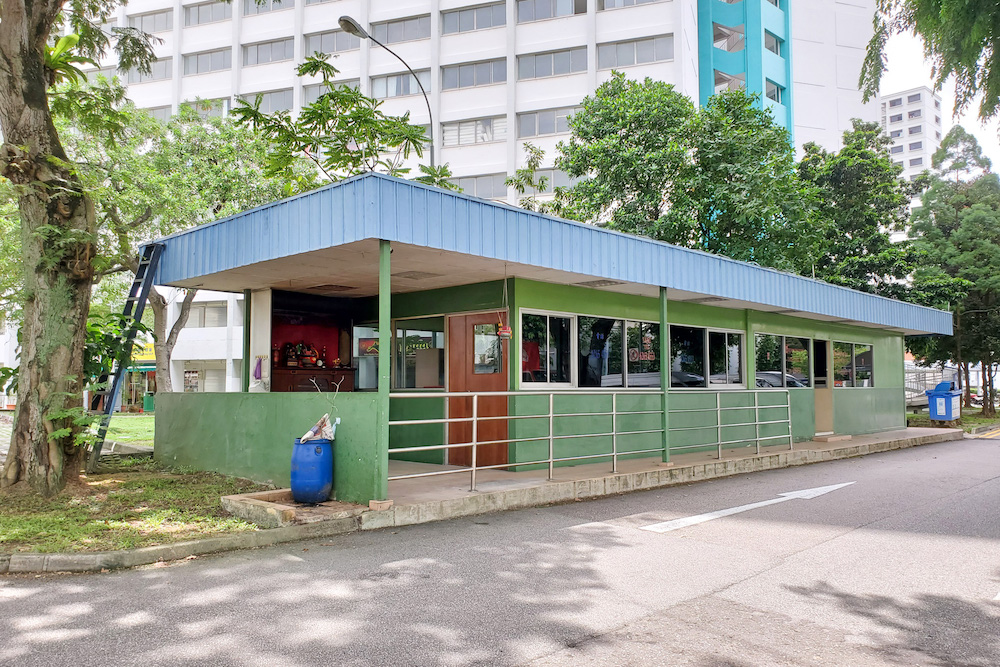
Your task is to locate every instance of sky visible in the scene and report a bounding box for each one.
[882,33,1000,165]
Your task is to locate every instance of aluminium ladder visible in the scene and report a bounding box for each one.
[85,244,163,473]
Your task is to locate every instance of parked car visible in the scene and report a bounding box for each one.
[755,372,808,388]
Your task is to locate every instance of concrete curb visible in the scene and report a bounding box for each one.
[0,430,962,574]
[968,422,1000,435]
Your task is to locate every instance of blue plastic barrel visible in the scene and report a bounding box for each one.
[290,438,333,503]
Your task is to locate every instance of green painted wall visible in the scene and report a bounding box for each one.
[389,395,445,464]
[155,392,380,504]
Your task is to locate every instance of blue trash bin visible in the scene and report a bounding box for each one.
[926,381,962,421]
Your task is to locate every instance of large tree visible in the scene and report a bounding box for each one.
[0,8,156,495]
[909,128,1000,416]
[861,0,1000,120]
[797,120,917,299]
[528,74,817,270]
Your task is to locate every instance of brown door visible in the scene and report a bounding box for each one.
[448,312,509,467]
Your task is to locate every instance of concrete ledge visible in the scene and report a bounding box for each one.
[0,429,962,574]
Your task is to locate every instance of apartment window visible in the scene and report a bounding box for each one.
[442,117,507,147]
[127,58,172,84]
[303,80,359,105]
[934,99,941,109]
[764,31,782,55]
[909,141,922,151]
[187,303,228,328]
[910,157,923,167]
[372,16,431,45]
[243,0,293,17]
[894,160,903,167]
[517,0,587,23]
[578,317,624,387]
[518,106,579,138]
[99,20,117,35]
[889,113,902,123]
[907,93,921,103]
[889,129,902,138]
[128,9,173,33]
[529,169,578,194]
[442,59,506,90]
[832,342,874,387]
[754,334,811,388]
[935,115,941,125]
[181,98,230,118]
[890,145,903,155]
[451,173,507,199]
[183,48,231,75]
[936,131,942,139]
[305,30,360,55]
[442,3,505,34]
[888,98,902,107]
[243,38,294,66]
[713,24,745,53]
[86,65,120,81]
[518,47,587,79]
[598,35,673,68]
[371,71,432,99]
[241,89,293,113]
[909,125,922,135]
[184,2,231,26]
[765,80,783,104]
[600,0,662,8]
[144,106,171,122]
[908,109,921,119]
[670,326,744,388]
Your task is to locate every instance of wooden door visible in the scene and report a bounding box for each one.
[448,312,509,467]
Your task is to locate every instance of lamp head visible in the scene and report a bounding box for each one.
[339,16,369,40]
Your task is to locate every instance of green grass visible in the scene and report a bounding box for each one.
[0,458,268,553]
[907,410,1000,432]
[106,414,155,445]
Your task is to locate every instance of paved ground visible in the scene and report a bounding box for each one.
[2,437,999,667]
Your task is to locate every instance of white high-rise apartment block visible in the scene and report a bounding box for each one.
[92,0,878,203]
[880,86,944,180]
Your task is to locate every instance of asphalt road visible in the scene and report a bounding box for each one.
[2,437,999,667]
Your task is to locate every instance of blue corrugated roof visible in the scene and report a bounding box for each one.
[152,172,952,335]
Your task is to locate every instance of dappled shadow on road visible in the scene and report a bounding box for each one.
[0,519,626,666]
[785,580,1000,667]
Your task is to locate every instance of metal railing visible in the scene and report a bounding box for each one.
[388,389,793,491]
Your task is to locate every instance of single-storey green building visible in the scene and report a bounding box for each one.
[151,173,952,504]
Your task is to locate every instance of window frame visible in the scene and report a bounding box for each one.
[752,332,813,390]
[441,58,507,91]
[597,35,674,70]
[832,341,875,388]
[669,325,746,390]
[517,47,588,80]
[517,0,588,24]
[442,2,506,34]
[183,1,232,27]
[371,70,432,99]
[371,15,432,46]
[441,116,508,147]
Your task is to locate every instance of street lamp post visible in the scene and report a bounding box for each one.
[339,15,435,168]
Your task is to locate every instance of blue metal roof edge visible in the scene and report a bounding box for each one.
[150,172,953,335]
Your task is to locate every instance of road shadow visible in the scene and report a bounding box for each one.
[0,517,626,666]
[784,580,1000,666]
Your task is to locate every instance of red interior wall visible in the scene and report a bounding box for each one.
[271,322,340,363]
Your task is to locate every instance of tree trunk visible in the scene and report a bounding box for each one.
[982,359,996,419]
[148,289,197,393]
[962,362,972,408]
[0,3,96,495]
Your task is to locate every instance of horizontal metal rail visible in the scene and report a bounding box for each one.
[387,389,792,490]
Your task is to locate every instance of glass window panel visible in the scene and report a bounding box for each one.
[387,21,404,43]
[754,333,783,387]
[626,322,660,387]
[635,38,655,63]
[476,6,492,28]
[536,0,552,19]
[598,43,615,68]
[493,59,506,82]
[522,314,547,382]
[198,53,210,72]
[548,317,572,383]
[419,16,431,36]
[443,66,459,90]
[556,0,573,15]
[616,42,635,66]
[394,323,445,388]
[373,24,387,43]
[518,55,535,79]
[833,342,854,387]
[211,50,225,70]
[518,0,534,22]
[444,11,460,33]
[708,331,728,384]
[536,53,553,77]
[553,49,571,75]
[654,36,673,60]
[670,326,705,387]
[473,324,503,374]
[493,4,506,24]
[854,344,873,386]
[556,108,572,132]
[785,337,810,387]
[571,47,587,71]
[476,61,492,84]
[579,318,623,387]
[443,123,459,146]
[533,110,555,135]
[459,64,475,87]
[726,333,743,384]
[258,42,271,63]
[372,77,387,98]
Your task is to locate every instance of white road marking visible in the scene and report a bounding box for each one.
[639,482,856,534]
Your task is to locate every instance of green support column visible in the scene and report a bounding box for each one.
[375,240,391,501]
[659,287,670,463]
[241,289,251,392]
[744,309,756,380]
